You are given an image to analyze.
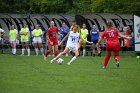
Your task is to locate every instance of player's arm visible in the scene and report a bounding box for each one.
[46,30,51,42]
[97,32,104,47]
[79,35,92,44]
[60,32,69,44]
[118,30,131,40]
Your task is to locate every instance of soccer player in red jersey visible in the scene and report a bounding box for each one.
[44,21,60,60]
[97,21,131,68]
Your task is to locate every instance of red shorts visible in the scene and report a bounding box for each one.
[106,41,120,52]
[47,39,58,45]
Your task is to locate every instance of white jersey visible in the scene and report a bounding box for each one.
[66,31,80,48]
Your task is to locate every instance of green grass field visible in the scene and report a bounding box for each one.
[0,52,140,93]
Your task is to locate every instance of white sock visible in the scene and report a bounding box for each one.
[68,56,77,64]
[40,48,44,55]
[13,48,16,54]
[83,49,86,56]
[53,53,62,60]
[35,48,38,56]
[22,48,25,55]
[12,48,13,54]
[27,48,30,56]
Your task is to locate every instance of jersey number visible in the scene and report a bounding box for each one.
[109,32,114,37]
[72,37,75,43]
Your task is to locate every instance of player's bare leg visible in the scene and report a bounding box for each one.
[92,43,96,57]
[34,43,39,56]
[114,52,120,68]
[50,47,69,63]
[38,43,44,56]
[21,42,25,56]
[96,43,101,57]
[67,49,79,65]
[54,44,58,57]
[25,42,30,56]
[44,45,52,61]
[103,51,111,68]
[82,42,86,56]
[12,41,16,55]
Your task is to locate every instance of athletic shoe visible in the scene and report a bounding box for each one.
[136,56,140,58]
[44,56,47,61]
[50,59,54,63]
[102,66,106,69]
[93,54,95,57]
[20,54,24,56]
[27,55,30,56]
[67,62,71,65]
[115,59,119,68]
[66,53,68,56]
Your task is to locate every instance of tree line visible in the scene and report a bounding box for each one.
[0,0,140,16]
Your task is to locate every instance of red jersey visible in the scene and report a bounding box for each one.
[47,26,58,40]
[101,27,120,42]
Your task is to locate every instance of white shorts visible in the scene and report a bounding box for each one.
[21,39,29,42]
[33,37,42,43]
[66,45,78,52]
[10,38,17,43]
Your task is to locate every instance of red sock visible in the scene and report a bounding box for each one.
[45,50,51,57]
[114,55,120,60]
[54,51,58,57]
[104,55,110,67]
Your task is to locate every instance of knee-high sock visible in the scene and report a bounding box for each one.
[68,56,77,64]
[54,51,58,57]
[22,48,25,55]
[104,55,110,67]
[83,49,86,56]
[114,55,120,60]
[13,48,16,54]
[35,48,38,56]
[45,50,51,57]
[40,48,44,55]
[12,48,14,54]
[27,48,30,56]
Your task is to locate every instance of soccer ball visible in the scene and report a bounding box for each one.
[57,58,64,64]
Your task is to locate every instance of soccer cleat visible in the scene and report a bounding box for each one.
[102,66,106,69]
[93,54,95,57]
[20,54,24,56]
[66,53,68,56]
[27,55,30,56]
[136,56,140,58]
[44,56,47,61]
[50,59,54,63]
[115,59,120,68]
[67,62,71,65]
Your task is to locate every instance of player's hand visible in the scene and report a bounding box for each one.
[88,42,93,44]
[127,36,132,40]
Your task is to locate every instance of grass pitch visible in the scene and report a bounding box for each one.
[0,52,140,93]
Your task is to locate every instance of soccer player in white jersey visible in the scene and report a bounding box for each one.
[20,23,30,56]
[50,26,92,65]
[32,24,44,56]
